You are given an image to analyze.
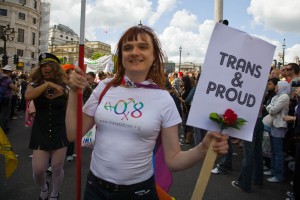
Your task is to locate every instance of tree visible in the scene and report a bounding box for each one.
[91,52,105,60]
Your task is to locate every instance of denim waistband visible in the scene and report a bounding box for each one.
[88,171,155,192]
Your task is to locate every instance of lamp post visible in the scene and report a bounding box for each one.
[179,46,182,72]
[278,52,283,68]
[1,24,15,66]
[282,39,286,66]
[51,37,54,53]
[273,59,277,69]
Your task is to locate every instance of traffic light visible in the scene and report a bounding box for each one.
[13,54,19,65]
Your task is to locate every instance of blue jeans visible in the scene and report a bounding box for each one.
[294,141,300,200]
[193,128,206,146]
[238,118,264,192]
[270,136,285,181]
[84,171,159,200]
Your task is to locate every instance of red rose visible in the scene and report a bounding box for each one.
[210,109,246,132]
[223,109,238,126]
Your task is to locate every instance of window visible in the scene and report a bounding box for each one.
[0,9,8,16]
[32,32,36,45]
[60,35,63,38]
[71,38,73,41]
[17,49,24,57]
[19,13,26,20]
[33,17,36,24]
[19,0,26,5]
[17,28,24,42]
[34,0,37,9]
[31,52,35,59]
[66,36,68,39]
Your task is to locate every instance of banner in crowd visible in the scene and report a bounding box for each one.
[187,23,276,141]
[75,55,114,73]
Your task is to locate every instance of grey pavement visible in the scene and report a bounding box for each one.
[0,111,292,199]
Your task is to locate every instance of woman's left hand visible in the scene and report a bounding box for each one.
[49,82,65,95]
[201,131,229,154]
[69,67,87,91]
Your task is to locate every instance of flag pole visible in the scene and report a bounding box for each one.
[191,139,218,200]
[77,0,86,199]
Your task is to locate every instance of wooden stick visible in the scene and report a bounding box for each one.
[191,138,218,200]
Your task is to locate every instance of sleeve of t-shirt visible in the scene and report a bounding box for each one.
[160,92,182,128]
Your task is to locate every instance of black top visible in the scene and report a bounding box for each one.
[29,91,69,150]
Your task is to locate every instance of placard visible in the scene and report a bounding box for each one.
[187,23,276,141]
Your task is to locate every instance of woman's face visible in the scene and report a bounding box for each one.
[270,69,279,78]
[121,33,155,78]
[267,81,276,91]
[40,63,54,80]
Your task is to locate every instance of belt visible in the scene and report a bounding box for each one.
[89,171,154,192]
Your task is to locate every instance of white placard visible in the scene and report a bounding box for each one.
[187,23,276,141]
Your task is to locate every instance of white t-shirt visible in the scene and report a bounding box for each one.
[83,80,182,185]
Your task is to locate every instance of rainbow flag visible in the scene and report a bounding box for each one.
[156,184,176,200]
[154,133,175,200]
[0,127,18,178]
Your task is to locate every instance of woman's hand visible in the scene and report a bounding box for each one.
[282,115,295,122]
[201,131,229,154]
[48,82,65,95]
[69,67,88,91]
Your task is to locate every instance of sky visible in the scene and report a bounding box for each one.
[49,0,300,65]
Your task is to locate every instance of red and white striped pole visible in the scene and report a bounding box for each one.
[77,0,86,199]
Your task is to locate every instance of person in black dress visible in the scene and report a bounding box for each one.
[25,53,69,200]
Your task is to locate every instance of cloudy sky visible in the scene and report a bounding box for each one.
[49,0,300,65]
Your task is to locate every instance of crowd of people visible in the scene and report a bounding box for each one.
[1,24,299,200]
[0,25,228,200]
[206,63,299,200]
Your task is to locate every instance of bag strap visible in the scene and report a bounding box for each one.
[98,81,113,104]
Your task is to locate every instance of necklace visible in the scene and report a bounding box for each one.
[121,75,161,89]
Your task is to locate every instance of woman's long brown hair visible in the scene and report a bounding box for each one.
[29,62,67,86]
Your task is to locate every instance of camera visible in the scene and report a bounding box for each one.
[291,81,300,87]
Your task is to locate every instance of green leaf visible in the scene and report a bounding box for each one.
[231,124,241,130]
[209,113,221,123]
[236,118,247,125]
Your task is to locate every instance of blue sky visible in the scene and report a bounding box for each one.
[50,0,300,65]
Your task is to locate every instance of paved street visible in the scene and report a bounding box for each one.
[0,112,292,199]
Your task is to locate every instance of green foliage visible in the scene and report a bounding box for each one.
[91,52,105,60]
[59,57,64,64]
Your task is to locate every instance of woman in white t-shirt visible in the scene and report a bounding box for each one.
[66,25,228,200]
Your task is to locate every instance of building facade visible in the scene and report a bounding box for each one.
[48,24,111,64]
[48,24,80,46]
[0,0,44,71]
[50,41,95,65]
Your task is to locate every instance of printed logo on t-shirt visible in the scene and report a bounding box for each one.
[104,97,144,121]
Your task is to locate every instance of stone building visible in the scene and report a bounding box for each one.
[48,24,111,64]
[0,0,46,71]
